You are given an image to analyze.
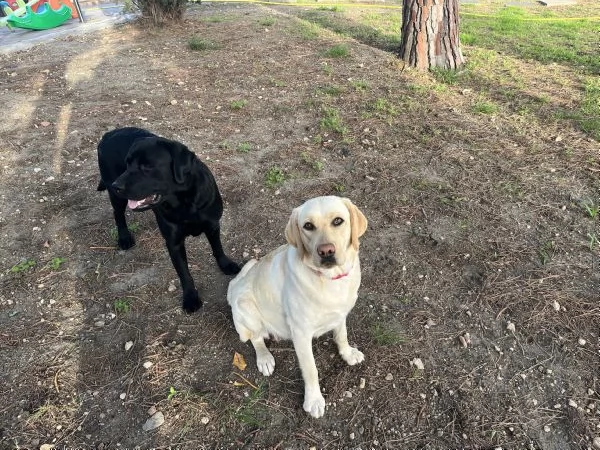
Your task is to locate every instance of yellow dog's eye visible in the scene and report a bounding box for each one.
[332,217,344,226]
[303,222,315,231]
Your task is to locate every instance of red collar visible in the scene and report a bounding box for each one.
[311,268,349,280]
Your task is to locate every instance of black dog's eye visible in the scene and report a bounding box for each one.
[303,222,315,231]
[332,217,344,226]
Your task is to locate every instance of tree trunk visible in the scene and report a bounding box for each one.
[399,0,465,70]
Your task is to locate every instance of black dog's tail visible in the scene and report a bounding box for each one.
[97,180,107,191]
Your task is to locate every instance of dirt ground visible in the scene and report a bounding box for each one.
[0,3,599,449]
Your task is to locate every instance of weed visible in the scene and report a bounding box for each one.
[230,99,248,110]
[188,36,216,51]
[473,100,499,115]
[237,142,252,153]
[372,323,405,345]
[201,15,224,23]
[317,85,344,96]
[114,298,132,314]
[323,44,349,58]
[168,386,178,400]
[232,383,266,427]
[431,67,460,85]
[259,17,276,26]
[539,241,555,265]
[581,200,599,219]
[317,5,344,12]
[322,63,333,75]
[333,182,345,193]
[46,257,65,271]
[297,20,320,40]
[320,107,348,135]
[588,233,598,251]
[350,80,369,91]
[373,97,398,117]
[265,167,286,188]
[10,258,36,273]
[110,222,140,241]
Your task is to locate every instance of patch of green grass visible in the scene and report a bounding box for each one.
[10,258,36,273]
[201,15,225,23]
[258,16,276,26]
[333,182,345,193]
[297,19,320,40]
[460,7,599,74]
[321,63,333,75]
[317,85,344,96]
[232,383,267,427]
[230,99,248,110]
[265,167,286,188]
[301,152,324,172]
[372,323,405,346]
[587,233,598,251]
[539,241,555,265]
[110,222,140,241]
[320,107,348,135]
[317,5,344,12]
[350,80,369,91]
[431,67,460,85]
[114,298,132,314]
[47,257,65,271]
[188,36,217,51]
[372,97,398,117]
[323,43,350,58]
[563,78,600,140]
[237,142,252,153]
[472,100,499,115]
[581,200,599,219]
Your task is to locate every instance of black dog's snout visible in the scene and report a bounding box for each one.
[111,180,126,196]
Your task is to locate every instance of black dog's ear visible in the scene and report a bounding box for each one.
[160,138,195,184]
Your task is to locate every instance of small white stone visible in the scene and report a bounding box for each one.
[552,300,561,311]
[201,416,210,425]
[343,391,353,398]
[506,322,516,333]
[142,411,164,431]
[385,373,394,381]
[578,338,586,346]
[94,320,105,328]
[544,425,551,433]
[359,378,366,389]
[419,393,427,399]
[167,283,177,293]
[349,432,355,440]
[170,99,178,105]
[120,393,126,400]
[143,361,153,369]
[411,358,425,370]
[124,341,134,351]
[568,399,578,408]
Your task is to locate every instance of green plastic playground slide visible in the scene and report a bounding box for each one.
[7,4,71,30]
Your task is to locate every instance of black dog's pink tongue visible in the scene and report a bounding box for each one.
[128,199,142,209]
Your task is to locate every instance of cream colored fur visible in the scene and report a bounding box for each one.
[227,196,367,418]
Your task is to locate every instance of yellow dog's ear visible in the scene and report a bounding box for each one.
[285,207,307,258]
[342,198,368,250]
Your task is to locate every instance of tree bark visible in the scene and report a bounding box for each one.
[399,0,465,70]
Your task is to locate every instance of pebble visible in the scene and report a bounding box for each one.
[411,358,425,370]
[148,406,157,416]
[167,283,177,293]
[142,411,164,431]
[124,341,134,351]
[143,361,153,369]
[349,432,355,440]
[578,338,586,346]
[506,322,516,333]
[385,373,394,381]
[544,425,551,433]
[94,320,105,328]
[120,393,126,400]
[201,416,210,425]
[170,100,178,105]
[552,300,561,311]
[40,445,54,450]
[359,377,366,389]
[568,399,578,408]
[343,391,353,398]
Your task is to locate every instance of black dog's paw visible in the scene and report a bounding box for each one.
[218,257,241,275]
[118,232,135,250]
[182,290,202,314]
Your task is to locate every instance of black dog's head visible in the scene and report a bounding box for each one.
[111,137,196,211]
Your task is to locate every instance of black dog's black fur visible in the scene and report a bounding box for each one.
[97,127,240,313]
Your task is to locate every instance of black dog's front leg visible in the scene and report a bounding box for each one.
[165,238,201,313]
[108,192,135,250]
[205,226,241,275]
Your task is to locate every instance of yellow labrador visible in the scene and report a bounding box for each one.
[227,196,368,418]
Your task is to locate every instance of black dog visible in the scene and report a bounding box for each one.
[97,127,240,313]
